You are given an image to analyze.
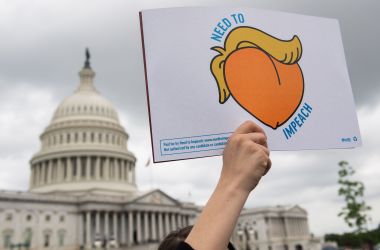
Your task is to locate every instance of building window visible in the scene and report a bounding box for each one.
[58,230,66,247]
[268,246,272,250]
[3,233,12,248]
[45,215,51,222]
[44,233,51,247]
[5,213,12,221]
[26,214,32,221]
[254,231,258,240]
[23,228,32,246]
[59,215,65,223]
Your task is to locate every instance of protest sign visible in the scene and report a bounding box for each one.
[140,7,362,163]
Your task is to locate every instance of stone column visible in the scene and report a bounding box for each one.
[132,163,136,184]
[128,211,134,246]
[115,159,120,181]
[164,212,170,235]
[126,162,131,183]
[105,211,109,240]
[76,157,81,180]
[39,163,44,185]
[29,164,35,188]
[95,212,100,236]
[144,211,149,242]
[95,157,101,180]
[78,212,84,246]
[182,215,188,227]
[151,212,157,241]
[171,213,176,231]
[158,212,164,240]
[42,161,46,184]
[86,156,91,180]
[67,157,72,181]
[177,214,182,228]
[284,218,289,237]
[136,211,142,243]
[105,157,110,180]
[113,212,118,243]
[86,211,91,248]
[33,164,37,186]
[121,212,126,245]
[57,158,62,182]
[120,160,125,181]
[47,160,53,183]
[125,160,129,181]
[54,160,58,182]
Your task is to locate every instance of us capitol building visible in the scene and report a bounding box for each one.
[0,51,322,250]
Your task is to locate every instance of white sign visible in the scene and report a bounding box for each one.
[140,7,362,163]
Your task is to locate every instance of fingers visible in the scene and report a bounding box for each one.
[234,120,266,136]
[246,132,268,149]
[262,158,272,176]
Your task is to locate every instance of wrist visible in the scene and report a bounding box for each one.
[216,174,251,201]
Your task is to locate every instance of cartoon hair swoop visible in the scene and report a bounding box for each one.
[210,26,303,104]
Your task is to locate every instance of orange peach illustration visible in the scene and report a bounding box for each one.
[210,26,304,129]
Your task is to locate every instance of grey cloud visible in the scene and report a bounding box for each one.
[1,0,379,129]
[1,0,380,235]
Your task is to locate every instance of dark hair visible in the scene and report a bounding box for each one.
[158,225,193,250]
[158,225,236,250]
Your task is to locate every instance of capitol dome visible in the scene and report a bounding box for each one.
[29,50,137,196]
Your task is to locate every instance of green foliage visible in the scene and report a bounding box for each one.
[325,225,380,248]
[337,161,371,233]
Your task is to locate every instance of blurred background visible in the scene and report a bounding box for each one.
[0,0,379,247]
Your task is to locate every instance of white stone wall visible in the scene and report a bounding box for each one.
[0,200,78,250]
[232,206,318,250]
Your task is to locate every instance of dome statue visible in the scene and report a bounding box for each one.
[29,49,137,196]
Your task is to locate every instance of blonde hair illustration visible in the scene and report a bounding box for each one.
[210,26,303,104]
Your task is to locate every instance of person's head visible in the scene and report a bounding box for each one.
[158,225,236,250]
[158,225,193,250]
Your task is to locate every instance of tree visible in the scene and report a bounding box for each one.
[337,161,371,233]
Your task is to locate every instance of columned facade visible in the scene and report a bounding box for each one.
[0,51,200,250]
[76,206,196,249]
[232,205,314,250]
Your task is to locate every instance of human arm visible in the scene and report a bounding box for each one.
[184,121,271,250]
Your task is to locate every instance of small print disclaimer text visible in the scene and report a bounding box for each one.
[160,132,232,156]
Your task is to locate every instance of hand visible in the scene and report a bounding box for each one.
[220,121,271,194]
[184,121,271,250]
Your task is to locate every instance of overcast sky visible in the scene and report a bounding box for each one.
[0,0,379,236]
